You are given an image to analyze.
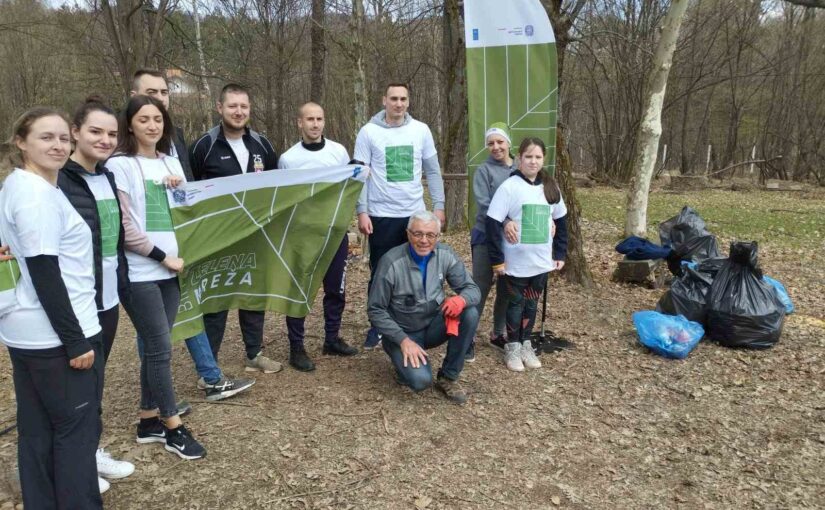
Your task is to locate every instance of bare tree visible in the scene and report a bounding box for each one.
[310,0,326,103]
[441,0,466,230]
[98,0,173,95]
[543,0,592,287]
[625,0,690,237]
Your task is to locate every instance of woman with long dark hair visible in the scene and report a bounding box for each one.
[0,107,104,507]
[58,97,136,484]
[485,137,569,372]
[106,95,206,459]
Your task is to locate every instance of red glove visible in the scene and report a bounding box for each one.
[442,295,466,318]
[445,315,460,336]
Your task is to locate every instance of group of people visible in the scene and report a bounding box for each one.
[0,72,567,508]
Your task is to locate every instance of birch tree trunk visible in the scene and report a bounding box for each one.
[192,0,211,132]
[624,0,689,238]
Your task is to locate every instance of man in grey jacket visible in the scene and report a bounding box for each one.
[367,211,480,404]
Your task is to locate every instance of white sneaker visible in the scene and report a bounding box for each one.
[521,340,542,369]
[98,476,110,494]
[96,448,135,479]
[504,342,524,372]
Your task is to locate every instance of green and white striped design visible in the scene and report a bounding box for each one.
[464,0,558,227]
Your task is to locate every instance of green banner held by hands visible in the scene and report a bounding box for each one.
[168,165,367,341]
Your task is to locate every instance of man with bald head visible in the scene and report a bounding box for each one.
[277,102,359,371]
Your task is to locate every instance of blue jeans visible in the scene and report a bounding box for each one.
[137,330,222,385]
[382,306,479,391]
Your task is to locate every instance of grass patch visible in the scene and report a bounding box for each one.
[577,188,825,249]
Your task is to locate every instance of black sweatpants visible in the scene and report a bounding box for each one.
[286,234,348,348]
[98,305,119,363]
[204,309,265,361]
[9,337,104,510]
[367,216,410,288]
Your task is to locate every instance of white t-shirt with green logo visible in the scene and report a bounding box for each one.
[353,119,437,217]
[0,169,101,349]
[82,172,121,310]
[108,154,185,283]
[486,175,567,278]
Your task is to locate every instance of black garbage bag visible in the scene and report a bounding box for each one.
[657,267,713,325]
[674,234,721,262]
[707,242,785,349]
[696,257,727,278]
[659,206,710,248]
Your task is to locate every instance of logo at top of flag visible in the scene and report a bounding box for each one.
[173,189,186,204]
[525,25,534,36]
[472,28,479,41]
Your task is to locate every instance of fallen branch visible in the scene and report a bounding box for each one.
[675,156,782,178]
[381,408,390,435]
[189,399,256,408]
[479,490,515,507]
[265,474,379,503]
[329,410,380,418]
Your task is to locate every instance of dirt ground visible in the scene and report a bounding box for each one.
[0,187,823,509]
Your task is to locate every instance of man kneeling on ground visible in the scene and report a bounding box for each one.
[367,210,480,404]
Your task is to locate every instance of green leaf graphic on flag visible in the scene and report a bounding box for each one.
[0,259,20,314]
[145,180,174,232]
[97,199,120,257]
[385,145,414,182]
[520,203,550,244]
[0,259,20,292]
[168,165,366,341]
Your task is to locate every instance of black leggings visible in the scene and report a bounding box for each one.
[504,272,548,343]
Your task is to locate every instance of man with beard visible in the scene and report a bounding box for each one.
[190,83,282,374]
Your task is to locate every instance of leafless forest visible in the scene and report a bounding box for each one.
[1,0,824,186]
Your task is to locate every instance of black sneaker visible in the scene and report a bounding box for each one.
[464,341,476,363]
[289,348,316,372]
[363,327,382,350]
[136,417,166,444]
[164,425,206,460]
[176,400,193,417]
[490,334,507,352]
[203,376,256,402]
[322,338,359,356]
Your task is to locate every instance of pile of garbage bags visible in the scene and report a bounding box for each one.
[631,207,793,358]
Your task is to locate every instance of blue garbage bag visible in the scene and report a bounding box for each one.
[632,311,705,359]
[763,276,794,315]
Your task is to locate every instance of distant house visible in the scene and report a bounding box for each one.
[167,68,197,96]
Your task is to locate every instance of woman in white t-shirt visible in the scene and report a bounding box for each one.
[58,97,136,484]
[0,108,103,508]
[486,137,569,373]
[107,95,205,460]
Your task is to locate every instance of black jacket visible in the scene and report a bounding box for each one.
[174,126,194,181]
[57,160,129,309]
[189,124,278,180]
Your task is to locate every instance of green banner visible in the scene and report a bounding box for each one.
[168,165,366,341]
[464,0,558,226]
